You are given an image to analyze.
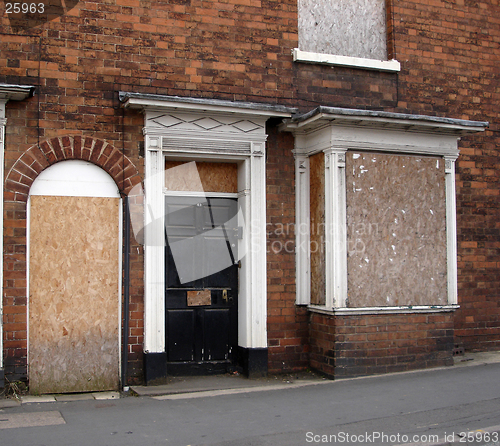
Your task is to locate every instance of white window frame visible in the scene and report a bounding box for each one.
[283,107,488,315]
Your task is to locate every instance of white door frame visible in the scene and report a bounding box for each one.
[121,94,294,359]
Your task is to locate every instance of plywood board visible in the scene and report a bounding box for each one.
[165,160,238,193]
[345,152,447,307]
[187,289,212,306]
[309,152,326,305]
[29,196,120,394]
[298,0,387,60]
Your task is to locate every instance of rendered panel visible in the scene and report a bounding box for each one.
[345,152,447,307]
[165,160,238,193]
[29,196,120,394]
[298,0,387,60]
[309,152,325,305]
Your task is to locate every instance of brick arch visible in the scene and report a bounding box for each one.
[5,135,142,203]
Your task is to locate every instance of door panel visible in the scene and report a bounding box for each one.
[166,310,195,362]
[204,309,231,361]
[165,196,238,375]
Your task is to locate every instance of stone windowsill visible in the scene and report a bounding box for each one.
[293,48,401,73]
[308,304,460,316]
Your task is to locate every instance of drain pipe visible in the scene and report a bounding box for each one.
[122,196,131,390]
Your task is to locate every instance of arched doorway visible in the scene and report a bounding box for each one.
[28,160,121,394]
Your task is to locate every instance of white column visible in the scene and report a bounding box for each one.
[324,148,348,309]
[294,153,310,305]
[445,156,459,305]
[249,142,267,348]
[144,136,165,353]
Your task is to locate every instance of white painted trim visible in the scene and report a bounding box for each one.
[324,149,348,309]
[144,147,166,353]
[143,107,269,354]
[445,156,459,305]
[249,143,267,348]
[120,92,295,118]
[29,160,120,197]
[293,125,461,158]
[0,84,33,101]
[293,48,401,72]
[309,305,460,316]
[163,190,239,199]
[294,154,310,305]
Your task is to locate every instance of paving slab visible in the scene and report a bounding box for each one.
[454,351,500,367]
[92,391,120,400]
[0,410,65,430]
[0,398,21,408]
[54,393,94,402]
[20,395,56,404]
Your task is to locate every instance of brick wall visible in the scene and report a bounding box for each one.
[266,124,309,373]
[2,135,142,383]
[390,1,500,353]
[1,0,499,384]
[311,312,454,379]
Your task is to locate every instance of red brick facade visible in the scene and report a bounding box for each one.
[1,0,499,385]
[392,1,500,353]
[310,313,454,379]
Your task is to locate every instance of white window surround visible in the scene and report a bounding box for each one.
[293,48,401,73]
[0,84,34,372]
[281,106,489,315]
[120,92,295,354]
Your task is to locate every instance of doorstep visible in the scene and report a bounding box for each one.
[131,371,328,398]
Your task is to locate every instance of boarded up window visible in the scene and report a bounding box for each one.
[165,160,238,193]
[310,152,325,305]
[298,0,388,60]
[345,152,447,308]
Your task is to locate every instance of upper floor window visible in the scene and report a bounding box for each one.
[298,0,387,60]
[294,0,400,72]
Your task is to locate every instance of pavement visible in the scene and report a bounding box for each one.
[0,350,499,446]
[1,349,500,406]
[129,349,500,399]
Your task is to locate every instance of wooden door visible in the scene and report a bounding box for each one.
[165,196,239,375]
[29,195,120,394]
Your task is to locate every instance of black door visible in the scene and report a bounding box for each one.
[165,196,239,375]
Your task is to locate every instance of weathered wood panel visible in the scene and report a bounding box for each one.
[345,152,447,307]
[29,196,120,394]
[187,289,212,306]
[309,152,325,305]
[165,160,238,193]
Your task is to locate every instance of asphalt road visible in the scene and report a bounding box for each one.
[1,362,500,446]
